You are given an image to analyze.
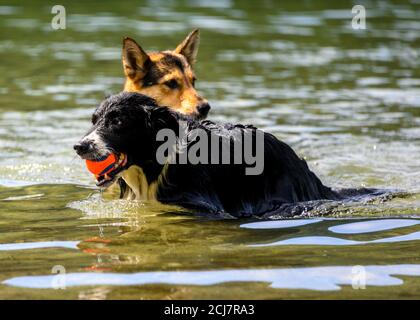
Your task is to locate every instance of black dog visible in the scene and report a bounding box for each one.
[74,92,379,217]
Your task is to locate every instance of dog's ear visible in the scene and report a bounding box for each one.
[150,107,180,133]
[174,29,200,65]
[122,37,151,79]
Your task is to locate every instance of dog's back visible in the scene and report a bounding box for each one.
[152,117,341,217]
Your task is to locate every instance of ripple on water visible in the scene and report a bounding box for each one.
[241,219,322,229]
[243,218,420,247]
[0,179,37,187]
[0,241,79,251]
[250,231,420,247]
[329,219,420,234]
[3,264,420,291]
[0,6,19,15]
[3,193,44,201]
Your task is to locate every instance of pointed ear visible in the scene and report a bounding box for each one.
[174,29,200,65]
[122,37,151,79]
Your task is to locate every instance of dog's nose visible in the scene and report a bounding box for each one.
[73,141,90,155]
[197,103,211,117]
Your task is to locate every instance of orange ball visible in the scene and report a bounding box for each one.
[85,153,118,176]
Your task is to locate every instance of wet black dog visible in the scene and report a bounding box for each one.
[74,92,379,217]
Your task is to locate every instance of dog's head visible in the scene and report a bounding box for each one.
[122,29,210,119]
[74,92,171,187]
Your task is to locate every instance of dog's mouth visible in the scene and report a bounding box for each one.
[95,153,129,188]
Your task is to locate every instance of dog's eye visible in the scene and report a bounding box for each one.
[106,111,122,126]
[110,118,122,127]
[164,79,179,90]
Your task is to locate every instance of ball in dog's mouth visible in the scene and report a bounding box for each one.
[85,153,128,187]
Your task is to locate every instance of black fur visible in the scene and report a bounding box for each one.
[85,92,380,217]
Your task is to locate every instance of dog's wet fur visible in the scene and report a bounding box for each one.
[122,29,210,119]
[75,92,386,218]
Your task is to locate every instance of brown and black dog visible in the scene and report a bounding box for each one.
[121,29,210,119]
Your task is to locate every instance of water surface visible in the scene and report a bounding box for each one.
[0,0,419,299]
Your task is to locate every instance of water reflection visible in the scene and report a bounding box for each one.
[241,219,322,229]
[4,264,420,291]
[251,231,420,247]
[329,219,420,234]
[0,241,79,251]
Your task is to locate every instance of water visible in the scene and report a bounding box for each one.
[0,0,419,299]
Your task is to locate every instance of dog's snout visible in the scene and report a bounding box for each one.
[73,141,90,155]
[197,103,211,117]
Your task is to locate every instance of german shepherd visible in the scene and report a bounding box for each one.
[74,92,383,218]
[122,29,210,119]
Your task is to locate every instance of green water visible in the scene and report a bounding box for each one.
[0,0,420,299]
